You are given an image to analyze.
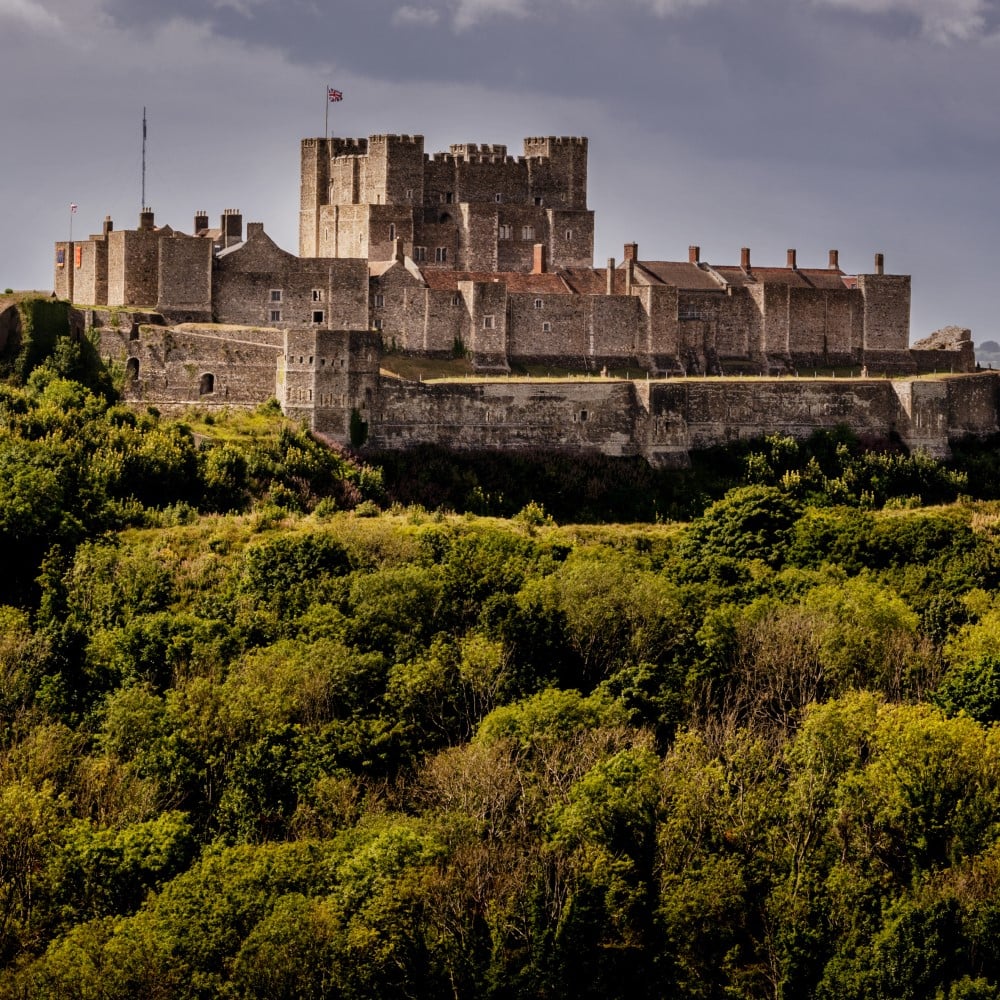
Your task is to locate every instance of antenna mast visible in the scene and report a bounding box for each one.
[141,107,147,208]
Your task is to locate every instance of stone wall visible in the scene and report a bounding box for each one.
[108,230,159,307]
[860,274,911,352]
[213,225,368,330]
[368,378,640,457]
[157,235,212,320]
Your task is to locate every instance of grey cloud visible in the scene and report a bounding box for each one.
[392,5,441,26]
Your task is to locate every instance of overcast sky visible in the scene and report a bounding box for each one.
[2,0,998,343]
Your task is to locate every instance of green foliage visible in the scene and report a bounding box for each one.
[7,370,1000,995]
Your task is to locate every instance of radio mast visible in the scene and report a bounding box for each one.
[141,107,147,208]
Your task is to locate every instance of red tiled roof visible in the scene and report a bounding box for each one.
[559,267,628,294]
[421,270,571,293]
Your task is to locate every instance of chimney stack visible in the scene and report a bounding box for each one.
[102,216,113,237]
[625,258,634,295]
[741,246,751,271]
[221,209,243,249]
[623,242,638,262]
[139,208,155,231]
[787,249,797,270]
[689,245,701,264]
[194,211,209,234]
[874,252,885,275]
[532,243,547,275]
[829,249,840,271]
[394,238,405,263]
[606,258,615,296]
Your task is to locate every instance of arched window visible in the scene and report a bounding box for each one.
[389,223,396,241]
[125,357,139,380]
[199,372,215,395]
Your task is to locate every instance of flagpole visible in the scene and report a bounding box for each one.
[325,86,329,140]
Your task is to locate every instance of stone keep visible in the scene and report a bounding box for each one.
[299,134,595,272]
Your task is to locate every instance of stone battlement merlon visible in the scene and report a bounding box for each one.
[368,134,424,145]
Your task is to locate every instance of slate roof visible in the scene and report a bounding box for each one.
[633,261,725,291]
[712,266,851,290]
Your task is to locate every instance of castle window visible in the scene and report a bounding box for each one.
[495,193,502,203]
[565,229,573,241]
[270,310,282,322]
[483,315,495,329]
[580,409,588,422]
[125,358,139,380]
[374,294,385,308]
[414,246,427,262]
[199,373,215,395]
[270,289,282,302]
[498,224,512,240]
[435,247,448,263]
[542,322,552,332]
[533,197,543,206]
[313,310,324,324]
[405,188,413,201]
[389,223,396,241]
[373,318,383,330]
[453,294,462,307]
[445,192,454,204]
[521,226,535,241]
[312,289,323,302]
[534,298,543,309]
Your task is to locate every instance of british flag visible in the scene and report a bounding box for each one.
[328,88,343,102]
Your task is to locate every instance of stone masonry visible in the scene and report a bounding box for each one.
[56,128,990,467]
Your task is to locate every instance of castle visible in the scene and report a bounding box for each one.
[53,132,990,466]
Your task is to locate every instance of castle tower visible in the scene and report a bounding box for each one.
[298,132,593,271]
[522,136,589,211]
[281,328,381,441]
[300,137,331,257]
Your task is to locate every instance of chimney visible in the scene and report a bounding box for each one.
[102,215,113,237]
[394,238,404,263]
[221,209,243,249]
[787,248,797,270]
[741,246,751,271]
[828,249,840,271]
[194,211,209,233]
[139,208,155,231]
[606,258,615,296]
[874,252,885,275]
[689,245,700,264]
[623,242,638,262]
[625,257,634,296]
[532,242,547,275]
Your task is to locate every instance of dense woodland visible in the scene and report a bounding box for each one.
[4,321,1000,997]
